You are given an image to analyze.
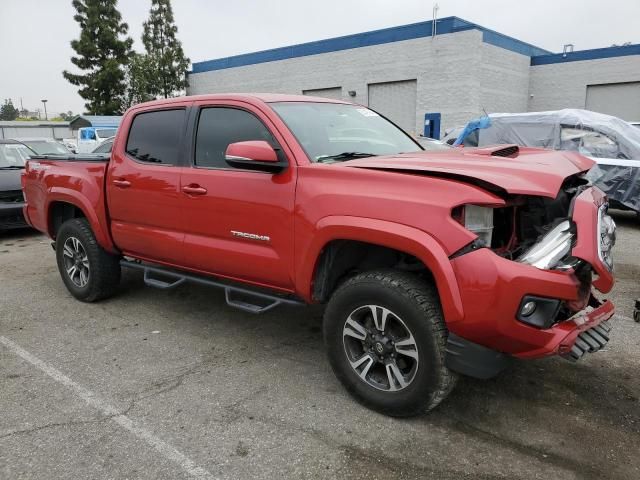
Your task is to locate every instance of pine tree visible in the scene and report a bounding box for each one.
[120,53,156,110]
[0,99,19,121]
[63,0,133,114]
[142,0,190,98]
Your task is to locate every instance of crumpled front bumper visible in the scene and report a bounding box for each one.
[448,186,615,360]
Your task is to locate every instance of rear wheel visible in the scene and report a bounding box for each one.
[323,270,457,417]
[55,218,121,302]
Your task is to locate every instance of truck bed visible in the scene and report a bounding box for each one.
[22,155,114,251]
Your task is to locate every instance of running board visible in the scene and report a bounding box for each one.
[120,260,305,314]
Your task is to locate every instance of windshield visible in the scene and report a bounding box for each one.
[22,140,70,155]
[96,128,117,138]
[0,143,32,167]
[270,102,422,162]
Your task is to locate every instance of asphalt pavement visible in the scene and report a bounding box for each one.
[1,211,639,479]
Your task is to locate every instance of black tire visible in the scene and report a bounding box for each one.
[323,270,457,417]
[55,218,121,302]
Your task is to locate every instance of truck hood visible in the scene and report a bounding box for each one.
[0,169,23,192]
[343,146,594,197]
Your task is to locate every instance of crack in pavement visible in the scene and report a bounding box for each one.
[219,402,565,480]
[0,335,217,480]
[0,414,120,440]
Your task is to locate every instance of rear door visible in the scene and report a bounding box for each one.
[179,100,297,290]
[107,106,189,266]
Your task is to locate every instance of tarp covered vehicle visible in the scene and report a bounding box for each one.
[454,109,640,218]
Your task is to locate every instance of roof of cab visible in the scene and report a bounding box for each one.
[131,93,351,110]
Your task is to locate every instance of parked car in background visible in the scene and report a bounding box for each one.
[77,127,118,153]
[91,136,115,154]
[62,138,78,153]
[16,138,71,156]
[453,109,640,220]
[0,140,33,230]
[630,122,640,129]
[415,136,451,150]
[22,94,617,416]
[441,126,465,145]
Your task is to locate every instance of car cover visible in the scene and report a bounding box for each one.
[455,109,640,211]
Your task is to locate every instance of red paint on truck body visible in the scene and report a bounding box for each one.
[22,94,615,360]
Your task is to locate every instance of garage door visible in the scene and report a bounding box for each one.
[368,80,417,134]
[586,82,640,121]
[303,87,342,100]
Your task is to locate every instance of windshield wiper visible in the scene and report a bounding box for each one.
[316,152,376,163]
[0,165,25,170]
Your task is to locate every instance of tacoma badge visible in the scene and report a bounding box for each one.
[231,230,270,242]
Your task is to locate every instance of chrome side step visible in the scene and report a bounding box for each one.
[120,260,305,314]
[562,321,612,362]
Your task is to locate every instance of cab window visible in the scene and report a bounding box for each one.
[194,108,276,169]
[126,109,185,165]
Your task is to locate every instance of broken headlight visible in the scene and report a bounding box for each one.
[517,220,574,270]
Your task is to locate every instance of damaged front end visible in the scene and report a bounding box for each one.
[448,173,617,364]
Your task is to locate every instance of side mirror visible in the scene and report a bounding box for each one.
[225,141,287,173]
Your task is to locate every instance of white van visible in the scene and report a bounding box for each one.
[77,127,118,153]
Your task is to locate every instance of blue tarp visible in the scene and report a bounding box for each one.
[453,116,491,145]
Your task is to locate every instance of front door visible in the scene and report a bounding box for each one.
[180,102,297,290]
[107,107,188,266]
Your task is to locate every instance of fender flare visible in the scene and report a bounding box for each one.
[296,216,464,322]
[45,188,117,253]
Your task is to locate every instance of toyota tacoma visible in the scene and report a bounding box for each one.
[21,94,616,416]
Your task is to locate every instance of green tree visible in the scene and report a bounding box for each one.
[120,53,156,110]
[63,0,133,114]
[59,111,75,121]
[142,0,190,98]
[0,99,19,120]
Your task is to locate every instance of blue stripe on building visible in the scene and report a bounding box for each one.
[191,16,551,74]
[531,44,640,66]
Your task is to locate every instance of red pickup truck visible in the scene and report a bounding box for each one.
[22,94,617,416]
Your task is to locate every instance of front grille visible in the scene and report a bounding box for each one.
[0,190,24,203]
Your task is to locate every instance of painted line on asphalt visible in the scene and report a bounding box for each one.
[0,335,217,480]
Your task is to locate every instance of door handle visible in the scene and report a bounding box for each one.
[113,179,131,188]
[182,185,207,195]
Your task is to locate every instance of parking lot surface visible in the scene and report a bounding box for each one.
[1,212,639,480]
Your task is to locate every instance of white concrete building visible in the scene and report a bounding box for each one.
[187,16,640,137]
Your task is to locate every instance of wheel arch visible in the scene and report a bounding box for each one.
[297,216,464,323]
[46,189,116,253]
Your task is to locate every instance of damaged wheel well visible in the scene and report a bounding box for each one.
[312,240,433,303]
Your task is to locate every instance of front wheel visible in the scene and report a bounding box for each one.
[55,218,121,302]
[323,270,457,417]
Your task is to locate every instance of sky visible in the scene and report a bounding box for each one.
[1,0,639,116]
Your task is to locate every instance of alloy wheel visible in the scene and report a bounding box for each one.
[342,305,419,391]
[62,236,90,288]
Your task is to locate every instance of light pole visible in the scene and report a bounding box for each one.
[41,99,48,120]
